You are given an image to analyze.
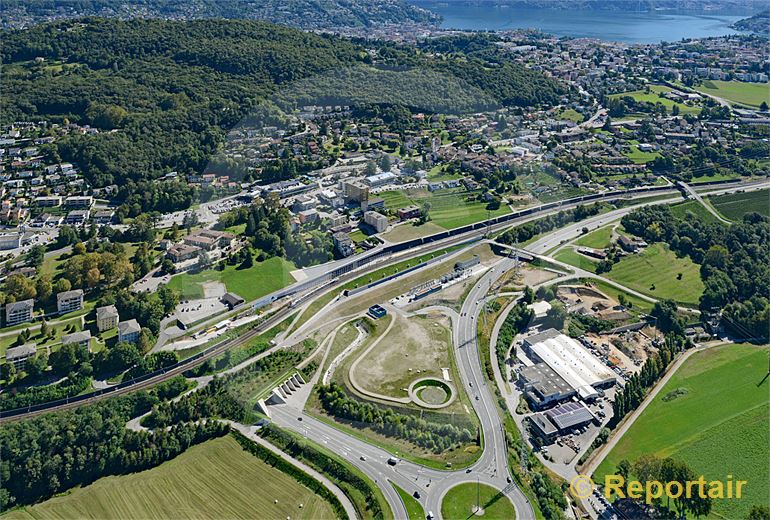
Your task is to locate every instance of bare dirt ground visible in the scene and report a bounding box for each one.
[585,325,661,374]
[353,311,451,399]
[202,281,226,298]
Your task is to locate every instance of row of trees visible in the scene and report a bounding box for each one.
[614,455,712,518]
[317,383,475,453]
[498,203,606,245]
[495,301,533,368]
[611,332,687,425]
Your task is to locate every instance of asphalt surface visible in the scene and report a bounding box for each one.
[268,255,535,520]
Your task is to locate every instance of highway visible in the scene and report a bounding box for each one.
[3,179,765,422]
[267,255,535,520]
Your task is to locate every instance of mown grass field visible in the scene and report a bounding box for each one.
[605,243,704,306]
[3,435,336,520]
[625,144,661,164]
[669,200,721,224]
[575,225,615,249]
[378,188,511,230]
[694,80,769,108]
[441,483,516,520]
[708,188,769,220]
[594,343,769,520]
[167,256,296,300]
[554,248,598,273]
[609,85,701,115]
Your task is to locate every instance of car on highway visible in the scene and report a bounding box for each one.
[413,491,421,499]
[360,456,366,461]
[387,457,398,465]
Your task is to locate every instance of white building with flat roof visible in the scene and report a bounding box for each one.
[522,329,615,400]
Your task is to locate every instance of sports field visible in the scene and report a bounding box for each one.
[441,483,516,520]
[694,80,769,108]
[604,243,704,306]
[609,85,701,115]
[708,188,769,220]
[3,435,336,520]
[594,343,769,520]
[378,188,511,230]
[167,256,296,300]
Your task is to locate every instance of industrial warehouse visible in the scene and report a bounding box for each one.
[521,329,617,401]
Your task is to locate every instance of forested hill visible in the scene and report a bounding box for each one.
[1,18,564,216]
[731,9,770,35]
[1,0,441,31]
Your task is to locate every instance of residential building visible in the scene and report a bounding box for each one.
[34,196,62,207]
[64,209,90,225]
[5,343,37,370]
[118,319,141,344]
[56,289,84,314]
[363,211,388,233]
[96,305,119,332]
[167,243,202,263]
[65,196,93,208]
[341,180,369,205]
[61,330,92,349]
[397,205,421,220]
[5,298,33,326]
[0,232,22,250]
[333,232,355,258]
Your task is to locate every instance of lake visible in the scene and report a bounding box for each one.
[413,2,754,43]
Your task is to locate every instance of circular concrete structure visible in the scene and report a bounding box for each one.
[408,377,456,409]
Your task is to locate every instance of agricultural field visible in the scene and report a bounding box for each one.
[441,483,516,520]
[708,188,770,220]
[609,85,701,115]
[594,343,769,520]
[693,80,770,108]
[167,256,296,301]
[604,243,704,306]
[378,188,511,230]
[3,435,336,520]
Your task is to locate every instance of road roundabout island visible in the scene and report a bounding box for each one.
[408,377,456,409]
[441,482,517,520]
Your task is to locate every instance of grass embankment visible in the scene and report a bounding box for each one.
[167,256,296,300]
[574,225,615,249]
[291,243,468,333]
[669,200,722,224]
[441,483,517,520]
[708,188,770,220]
[594,343,769,520]
[392,482,425,520]
[3,435,336,520]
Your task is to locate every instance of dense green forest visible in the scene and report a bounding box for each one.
[1,18,564,215]
[621,206,770,340]
[1,0,441,30]
[0,377,223,510]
